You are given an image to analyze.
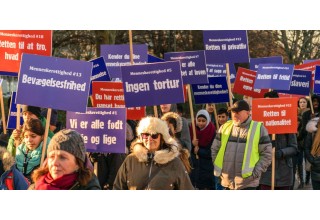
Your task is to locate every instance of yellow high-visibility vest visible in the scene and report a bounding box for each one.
[214,120,262,178]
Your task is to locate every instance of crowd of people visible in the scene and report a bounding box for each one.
[0,92,319,190]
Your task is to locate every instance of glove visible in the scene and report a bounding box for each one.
[275,150,283,159]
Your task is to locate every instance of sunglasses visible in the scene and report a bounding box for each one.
[141,133,160,139]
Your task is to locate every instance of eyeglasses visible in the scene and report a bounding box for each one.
[141,133,160,139]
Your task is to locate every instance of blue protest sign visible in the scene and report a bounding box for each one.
[313,66,320,95]
[121,61,184,107]
[206,63,236,83]
[16,53,92,113]
[277,70,311,96]
[67,107,126,153]
[164,51,208,84]
[89,57,111,95]
[303,59,318,64]
[254,64,294,90]
[250,56,283,71]
[192,76,229,104]
[6,92,23,129]
[148,54,164,63]
[100,44,148,80]
[203,30,249,64]
[0,71,18,77]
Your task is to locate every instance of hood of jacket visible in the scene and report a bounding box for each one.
[0,147,15,172]
[131,141,180,165]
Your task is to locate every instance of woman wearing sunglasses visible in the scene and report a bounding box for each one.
[113,116,194,190]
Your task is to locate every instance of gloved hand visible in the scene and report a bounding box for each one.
[275,150,283,159]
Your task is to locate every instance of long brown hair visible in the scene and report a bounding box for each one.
[32,158,93,187]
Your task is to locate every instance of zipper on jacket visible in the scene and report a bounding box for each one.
[233,126,241,189]
[146,160,153,190]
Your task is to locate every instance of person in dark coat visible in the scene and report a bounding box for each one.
[189,109,216,189]
[300,94,320,185]
[113,116,194,190]
[259,91,298,190]
[304,117,320,189]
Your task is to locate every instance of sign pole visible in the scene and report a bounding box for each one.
[40,108,51,166]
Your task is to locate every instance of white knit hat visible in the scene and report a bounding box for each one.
[136,116,177,145]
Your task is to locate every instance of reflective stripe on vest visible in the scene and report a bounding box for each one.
[214,120,262,178]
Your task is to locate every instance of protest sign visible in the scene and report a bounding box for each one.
[100,44,148,80]
[148,54,164,63]
[252,97,297,134]
[7,92,23,129]
[233,67,268,98]
[295,60,320,90]
[92,81,145,120]
[67,107,126,153]
[0,30,52,75]
[254,64,294,90]
[16,54,92,113]
[249,56,283,71]
[164,51,208,84]
[206,63,236,83]
[89,57,110,95]
[277,70,311,96]
[121,61,184,107]
[203,30,249,64]
[192,76,229,104]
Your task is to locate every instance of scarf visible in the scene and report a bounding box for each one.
[35,172,78,190]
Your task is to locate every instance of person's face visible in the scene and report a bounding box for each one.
[206,104,214,113]
[23,130,42,151]
[22,111,38,122]
[218,113,228,125]
[140,133,161,152]
[299,98,308,110]
[196,117,207,130]
[160,104,171,113]
[232,110,250,125]
[48,150,79,180]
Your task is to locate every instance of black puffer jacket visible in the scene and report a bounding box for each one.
[259,134,297,187]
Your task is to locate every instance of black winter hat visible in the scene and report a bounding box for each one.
[21,105,41,118]
[230,100,250,112]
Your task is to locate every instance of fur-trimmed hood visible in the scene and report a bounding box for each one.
[136,116,177,146]
[161,112,183,133]
[131,141,180,164]
[0,147,15,172]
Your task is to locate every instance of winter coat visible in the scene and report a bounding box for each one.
[259,134,298,187]
[69,175,101,190]
[305,117,320,181]
[0,147,29,190]
[15,138,50,182]
[211,116,272,190]
[113,141,194,190]
[7,117,54,157]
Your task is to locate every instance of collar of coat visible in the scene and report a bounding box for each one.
[132,141,180,164]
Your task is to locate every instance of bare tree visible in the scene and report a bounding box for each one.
[275,30,320,64]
